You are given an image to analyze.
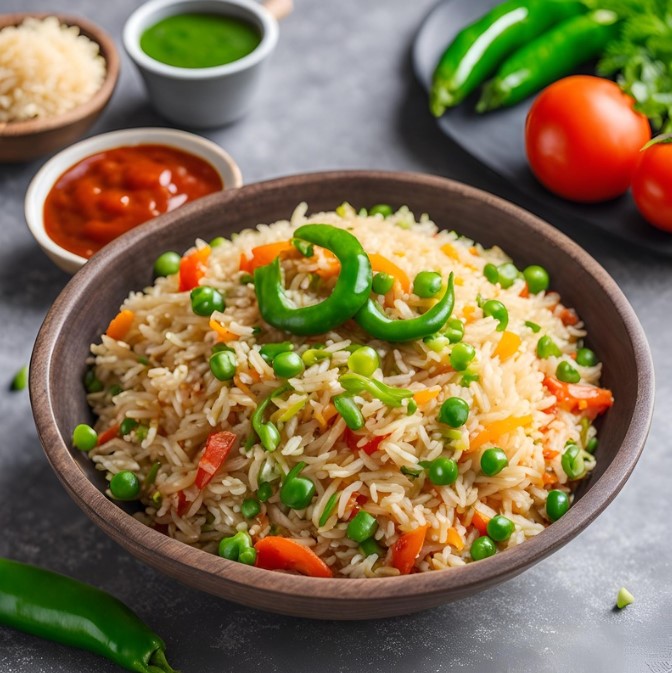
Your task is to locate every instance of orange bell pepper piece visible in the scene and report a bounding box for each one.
[392,524,429,575]
[413,387,441,406]
[179,246,211,292]
[493,331,522,361]
[470,415,533,451]
[447,527,464,551]
[254,536,333,578]
[472,510,490,536]
[194,431,236,489]
[209,318,238,343]
[106,310,135,341]
[368,253,411,293]
[239,241,298,274]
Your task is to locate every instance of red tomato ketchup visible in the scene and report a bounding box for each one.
[43,145,223,258]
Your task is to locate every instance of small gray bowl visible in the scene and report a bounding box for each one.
[123,0,278,128]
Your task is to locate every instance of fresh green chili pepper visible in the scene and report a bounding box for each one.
[339,373,413,408]
[372,272,395,295]
[251,384,291,451]
[561,443,586,479]
[280,462,316,509]
[319,492,340,527]
[369,204,394,217]
[333,394,365,430]
[254,224,372,336]
[429,0,586,116]
[260,341,294,363]
[83,368,103,394]
[0,558,176,673]
[218,531,256,565]
[346,510,378,543]
[477,10,619,112]
[354,273,455,342]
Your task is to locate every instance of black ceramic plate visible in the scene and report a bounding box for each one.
[413,0,672,256]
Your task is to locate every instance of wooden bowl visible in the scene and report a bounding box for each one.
[30,172,654,619]
[0,13,119,163]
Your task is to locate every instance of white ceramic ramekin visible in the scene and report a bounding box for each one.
[123,0,279,128]
[25,127,243,274]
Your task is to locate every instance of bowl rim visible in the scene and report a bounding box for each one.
[30,170,655,608]
[0,13,120,138]
[24,127,244,272]
[122,0,279,80]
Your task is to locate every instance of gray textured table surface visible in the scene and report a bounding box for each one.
[1,1,670,671]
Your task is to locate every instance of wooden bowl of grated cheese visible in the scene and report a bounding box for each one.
[0,14,119,163]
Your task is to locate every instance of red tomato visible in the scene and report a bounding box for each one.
[631,140,672,232]
[525,76,651,203]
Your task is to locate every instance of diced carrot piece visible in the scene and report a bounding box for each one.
[519,284,529,298]
[559,307,579,326]
[106,310,135,341]
[472,510,490,536]
[392,524,429,575]
[470,415,533,451]
[542,472,556,485]
[413,387,441,406]
[179,246,211,292]
[239,241,297,273]
[543,448,559,460]
[255,536,333,578]
[493,331,522,362]
[209,318,238,342]
[97,424,120,446]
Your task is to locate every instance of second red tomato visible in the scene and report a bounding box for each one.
[525,76,651,203]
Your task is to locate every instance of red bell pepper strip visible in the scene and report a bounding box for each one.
[97,424,120,446]
[254,536,333,578]
[344,428,389,455]
[179,246,211,292]
[176,490,190,516]
[194,431,236,489]
[544,377,614,418]
[391,524,429,575]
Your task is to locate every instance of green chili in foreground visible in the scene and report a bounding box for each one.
[254,224,372,336]
[354,273,455,342]
[0,558,175,673]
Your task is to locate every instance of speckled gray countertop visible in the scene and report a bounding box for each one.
[1,1,670,671]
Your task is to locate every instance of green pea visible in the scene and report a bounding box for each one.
[561,444,585,480]
[480,448,508,476]
[273,351,305,378]
[536,336,562,359]
[209,237,226,248]
[450,342,476,372]
[210,350,236,381]
[120,417,139,436]
[83,368,103,394]
[259,341,294,363]
[482,299,508,331]
[372,272,395,295]
[153,251,181,277]
[444,318,464,343]
[359,537,384,558]
[483,263,499,285]
[218,531,255,563]
[427,457,459,486]
[241,497,261,518]
[346,510,378,543]
[413,271,442,298]
[496,262,519,289]
[523,265,550,294]
[546,489,570,521]
[238,547,257,565]
[333,394,365,431]
[586,437,598,454]
[576,348,598,367]
[347,346,379,376]
[302,348,331,367]
[257,482,273,502]
[470,536,497,561]
[280,463,316,510]
[438,397,470,428]
[486,515,515,542]
[556,361,580,384]
[369,204,394,217]
[109,471,140,500]
[218,536,240,561]
[190,286,225,317]
[72,424,98,451]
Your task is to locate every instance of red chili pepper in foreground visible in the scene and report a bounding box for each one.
[194,430,236,489]
[254,536,333,578]
[344,428,390,455]
[544,376,614,418]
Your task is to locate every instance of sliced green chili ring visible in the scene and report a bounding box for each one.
[354,273,455,342]
[292,238,314,257]
[333,394,365,430]
[339,373,413,408]
[144,461,161,487]
[561,443,585,480]
[319,492,340,527]
[524,320,541,333]
[251,384,291,452]
[254,224,373,336]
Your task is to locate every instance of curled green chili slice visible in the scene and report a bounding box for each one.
[251,384,291,452]
[354,273,455,342]
[254,224,372,336]
[333,394,365,430]
[339,373,413,408]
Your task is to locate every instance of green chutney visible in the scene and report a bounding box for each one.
[140,13,261,69]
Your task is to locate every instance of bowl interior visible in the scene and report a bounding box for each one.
[31,171,653,619]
